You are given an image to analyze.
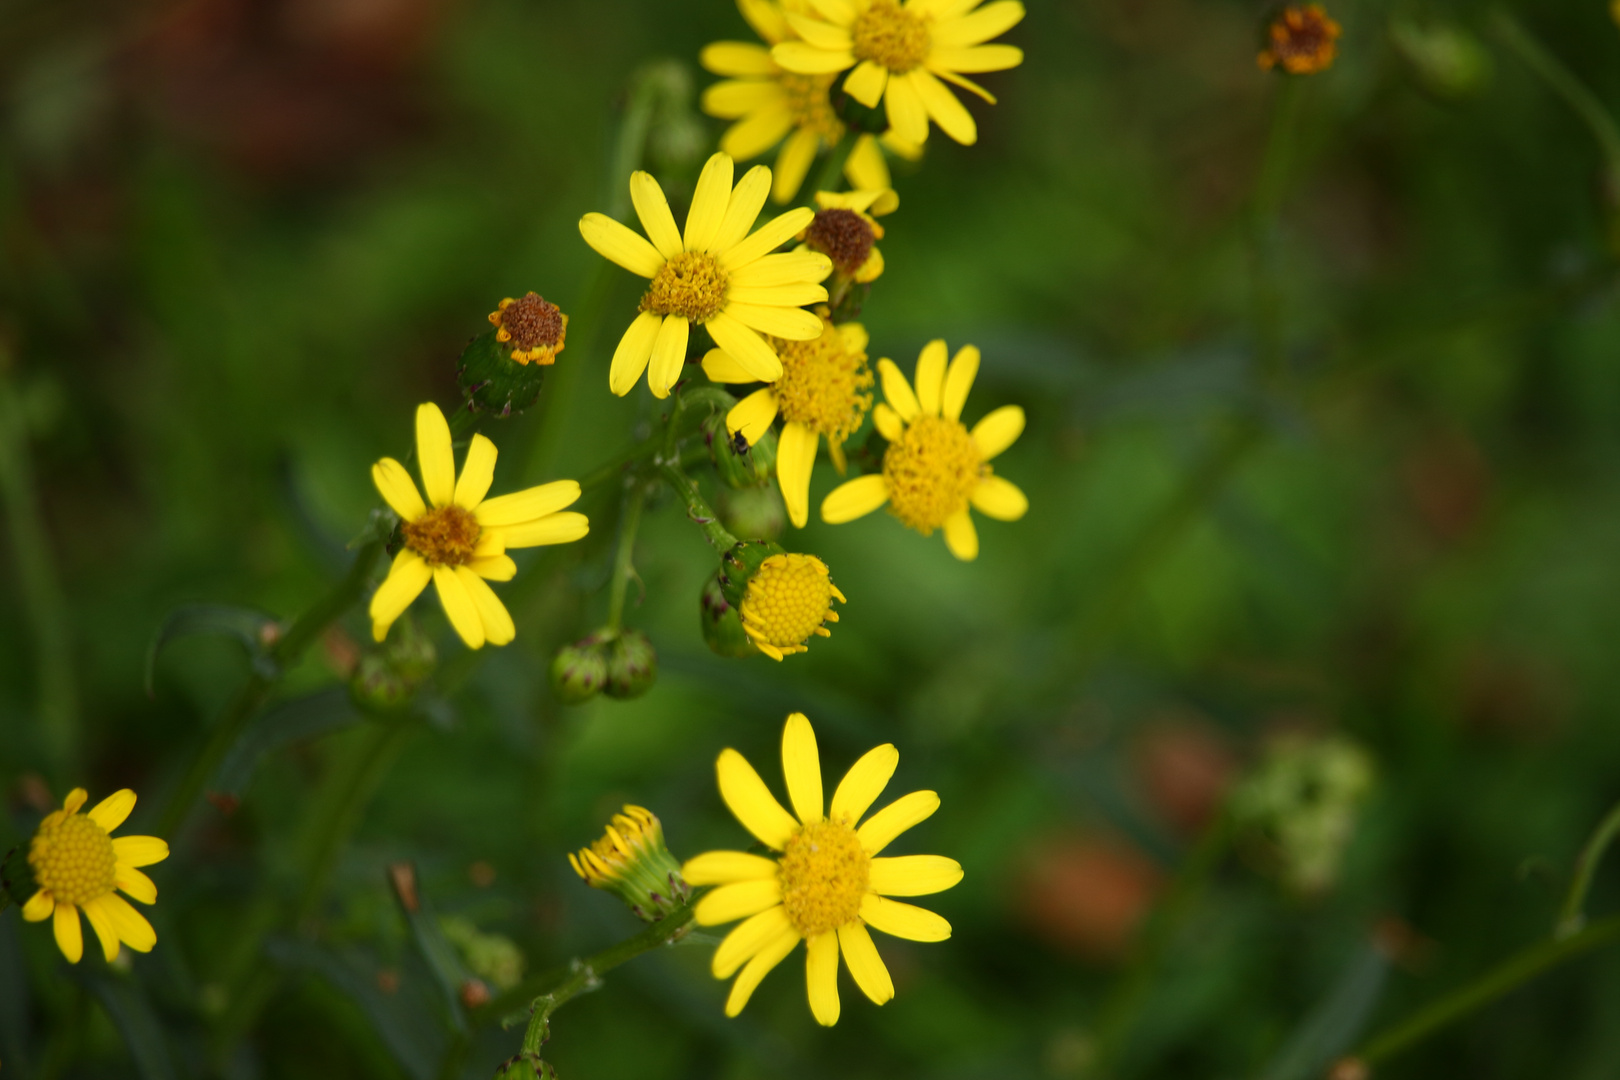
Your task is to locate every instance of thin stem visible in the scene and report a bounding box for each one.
[1556,796,1620,939]
[1250,77,1307,386]
[811,129,858,196]
[604,483,646,633]
[657,459,737,551]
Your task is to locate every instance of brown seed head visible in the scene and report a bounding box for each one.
[401,505,481,567]
[805,208,875,275]
[1258,4,1341,75]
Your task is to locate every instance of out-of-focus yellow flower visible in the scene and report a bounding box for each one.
[487,292,567,366]
[1258,4,1342,75]
[370,403,588,649]
[579,152,833,399]
[23,788,168,964]
[772,0,1025,146]
[821,340,1026,560]
[799,188,897,283]
[683,714,962,1025]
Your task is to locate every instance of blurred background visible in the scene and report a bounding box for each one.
[4,0,1620,1077]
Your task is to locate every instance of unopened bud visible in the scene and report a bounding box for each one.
[700,573,757,658]
[349,618,437,712]
[706,412,776,488]
[568,805,689,921]
[605,630,658,699]
[549,634,610,705]
[1389,18,1492,100]
[715,482,785,542]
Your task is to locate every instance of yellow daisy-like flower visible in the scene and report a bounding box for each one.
[738,552,845,658]
[682,713,962,1025]
[702,0,918,203]
[821,339,1026,560]
[579,152,834,400]
[772,0,1026,147]
[704,317,872,528]
[799,188,897,283]
[22,788,169,964]
[370,402,588,649]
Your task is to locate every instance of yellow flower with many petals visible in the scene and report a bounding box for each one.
[702,0,919,203]
[821,340,1026,559]
[22,788,169,964]
[370,402,588,649]
[580,152,834,399]
[799,188,897,283]
[772,0,1026,147]
[683,713,962,1025]
[705,317,872,528]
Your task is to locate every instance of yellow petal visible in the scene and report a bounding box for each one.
[610,311,665,396]
[63,789,88,814]
[433,565,485,649]
[771,41,855,74]
[454,434,498,510]
[81,896,122,963]
[785,12,852,49]
[415,402,456,509]
[729,251,833,287]
[455,566,515,647]
[809,0,856,20]
[727,303,823,341]
[54,903,83,963]
[705,312,784,382]
[728,282,829,307]
[717,748,799,850]
[869,855,964,897]
[859,894,952,942]
[713,905,793,978]
[713,165,773,252]
[873,402,903,442]
[372,458,426,521]
[370,550,431,642]
[630,170,684,260]
[877,358,920,420]
[700,41,779,76]
[780,713,824,824]
[725,932,799,1016]
[476,479,581,527]
[776,422,818,529]
[694,879,784,926]
[501,512,590,548]
[682,850,781,886]
[857,790,940,854]
[740,0,792,41]
[685,152,734,253]
[805,932,841,1026]
[22,889,54,922]
[705,349,762,386]
[845,133,891,191]
[837,922,894,1005]
[648,314,691,400]
[469,554,517,582]
[852,245,885,283]
[932,0,1026,48]
[930,43,1024,72]
[971,475,1027,521]
[473,530,505,558]
[703,78,787,119]
[722,108,797,162]
[821,474,889,524]
[942,345,980,421]
[883,69,930,145]
[96,892,157,953]
[829,743,899,825]
[844,59,889,107]
[910,69,976,145]
[837,321,869,354]
[112,835,169,868]
[933,66,997,104]
[914,340,948,416]
[971,404,1025,460]
[721,207,818,270]
[728,388,780,447]
[578,212,664,278]
[88,789,136,833]
[116,864,158,905]
[943,508,979,560]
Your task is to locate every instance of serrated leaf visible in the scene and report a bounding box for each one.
[144,603,280,697]
[71,968,177,1080]
[211,688,364,799]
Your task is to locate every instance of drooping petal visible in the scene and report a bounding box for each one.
[829,743,899,825]
[806,932,841,1026]
[415,403,456,508]
[455,567,515,647]
[469,554,518,582]
[685,153,735,253]
[943,508,979,560]
[700,41,779,77]
[476,479,581,527]
[837,922,895,1005]
[97,893,157,952]
[714,165,774,252]
[877,358,920,420]
[725,931,799,1016]
[869,855,965,896]
[730,251,834,287]
[941,345,980,421]
[705,349,764,386]
[872,402,904,442]
[579,213,665,278]
[682,850,781,886]
[116,864,158,905]
[910,69,976,145]
[857,790,941,854]
[722,207,818,270]
[705,313,784,382]
[81,896,122,963]
[971,404,1025,459]
[648,314,691,400]
[433,566,486,649]
[112,835,169,868]
[370,550,432,642]
[610,311,665,396]
[780,713,824,824]
[713,905,793,978]
[728,303,823,341]
[771,41,856,74]
[859,894,952,942]
[501,513,590,548]
[844,60,889,107]
[914,340,948,416]
[372,458,427,521]
[971,475,1028,520]
[53,903,83,963]
[930,43,1024,72]
[694,879,784,926]
[454,434,498,510]
[821,474,889,524]
[88,789,136,833]
[776,422,819,529]
[630,171,685,260]
[727,388,780,447]
[883,70,930,146]
[722,108,798,162]
[845,134,892,191]
[22,889,54,922]
[932,0,1026,48]
[717,748,799,850]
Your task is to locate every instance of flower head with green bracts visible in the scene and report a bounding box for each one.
[683,713,962,1025]
[569,805,690,921]
[579,152,834,399]
[821,339,1026,559]
[370,402,588,649]
[22,788,168,964]
[772,0,1026,147]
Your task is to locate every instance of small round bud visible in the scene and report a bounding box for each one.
[549,636,610,705]
[700,573,758,659]
[348,618,438,713]
[705,412,776,489]
[715,483,786,542]
[604,631,658,699]
[1389,18,1491,101]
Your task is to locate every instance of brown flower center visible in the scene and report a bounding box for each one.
[804,209,875,276]
[852,0,932,73]
[640,251,730,324]
[497,292,564,351]
[402,505,481,567]
[1259,4,1341,74]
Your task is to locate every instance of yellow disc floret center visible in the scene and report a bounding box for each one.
[778,818,870,937]
[780,73,845,144]
[852,0,932,73]
[402,505,481,567]
[641,252,730,324]
[29,812,117,907]
[740,554,835,649]
[771,325,873,443]
[882,414,985,534]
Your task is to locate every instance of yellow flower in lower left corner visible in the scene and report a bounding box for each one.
[23,788,169,964]
[371,402,589,649]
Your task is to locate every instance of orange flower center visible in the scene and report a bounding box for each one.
[402,505,481,567]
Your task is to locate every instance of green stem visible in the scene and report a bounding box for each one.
[1250,77,1307,386]
[1491,10,1620,167]
[1556,796,1620,939]
[657,460,737,551]
[811,129,858,197]
[604,483,646,633]
[157,539,387,838]
[1353,912,1620,1067]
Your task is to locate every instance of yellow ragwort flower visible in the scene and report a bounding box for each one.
[821,339,1026,560]
[702,0,918,203]
[371,402,588,649]
[22,788,169,964]
[487,292,568,365]
[772,0,1025,147]
[704,317,872,528]
[580,152,834,399]
[1258,4,1341,75]
[799,188,896,283]
[683,713,962,1025]
[569,805,689,920]
[739,551,845,658]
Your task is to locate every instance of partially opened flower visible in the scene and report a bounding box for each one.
[22,788,168,964]
[821,340,1026,560]
[704,316,872,528]
[683,713,962,1025]
[772,0,1026,146]
[580,152,833,399]
[800,188,897,283]
[716,542,846,658]
[371,403,588,649]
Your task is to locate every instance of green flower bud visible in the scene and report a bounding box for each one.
[549,634,610,705]
[706,412,776,489]
[1389,18,1492,101]
[458,292,567,418]
[569,806,689,921]
[716,540,786,609]
[700,573,758,659]
[604,630,658,700]
[439,916,526,992]
[715,482,786,542]
[349,618,437,713]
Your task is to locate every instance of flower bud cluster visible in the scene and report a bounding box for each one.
[1232,733,1375,894]
[549,630,658,704]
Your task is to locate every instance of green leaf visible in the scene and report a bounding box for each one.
[387,861,479,1033]
[1257,941,1390,1080]
[144,603,280,697]
[212,688,364,798]
[0,920,34,1077]
[71,969,177,1080]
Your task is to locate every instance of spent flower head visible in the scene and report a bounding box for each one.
[488,292,568,366]
[570,806,689,921]
[1258,4,1342,75]
[801,188,897,283]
